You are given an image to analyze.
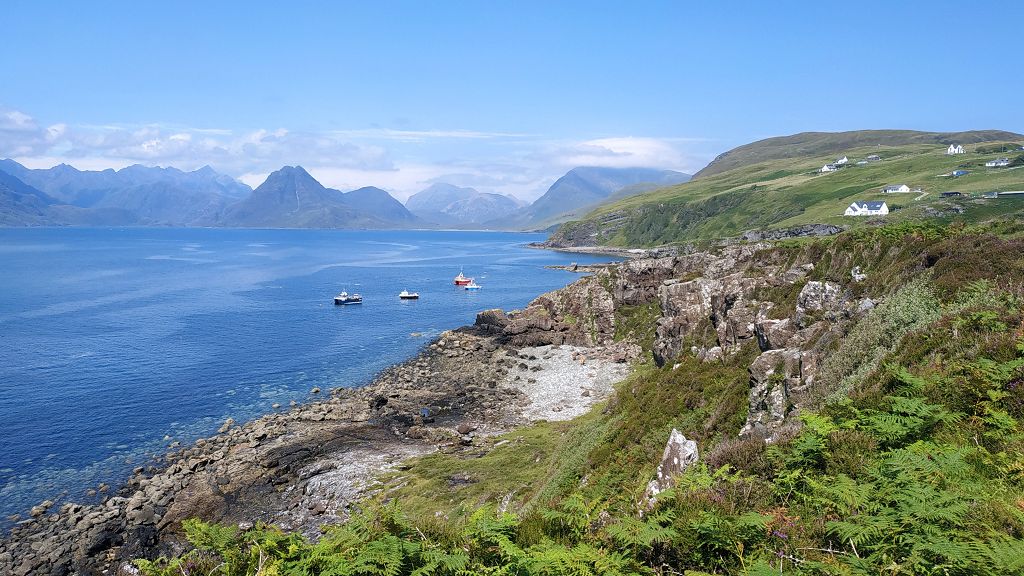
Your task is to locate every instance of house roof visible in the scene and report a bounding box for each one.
[883,184,907,189]
[851,201,886,210]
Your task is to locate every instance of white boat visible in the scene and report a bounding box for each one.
[464,281,481,291]
[334,291,363,305]
[399,290,419,300]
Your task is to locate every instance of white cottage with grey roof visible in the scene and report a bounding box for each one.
[882,184,911,193]
[844,201,889,216]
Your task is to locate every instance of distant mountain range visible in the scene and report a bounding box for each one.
[0,159,251,225]
[0,161,423,229]
[0,160,690,230]
[0,169,145,226]
[489,167,691,230]
[405,183,522,227]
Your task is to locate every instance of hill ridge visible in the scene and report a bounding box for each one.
[695,129,1024,179]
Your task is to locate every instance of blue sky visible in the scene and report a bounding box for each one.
[2,1,1021,200]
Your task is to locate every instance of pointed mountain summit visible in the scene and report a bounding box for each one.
[218,166,420,229]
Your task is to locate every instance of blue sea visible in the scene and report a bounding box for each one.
[0,227,611,521]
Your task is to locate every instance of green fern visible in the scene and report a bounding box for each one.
[605,509,677,557]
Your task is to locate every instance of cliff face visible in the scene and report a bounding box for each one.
[479,241,881,442]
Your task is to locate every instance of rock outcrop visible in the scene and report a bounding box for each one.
[740,223,844,242]
[795,280,847,327]
[644,429,699,504]
[501,277,616,347]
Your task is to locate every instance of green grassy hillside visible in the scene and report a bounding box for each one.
[694,129,1023,179]
[551,137,1024,247]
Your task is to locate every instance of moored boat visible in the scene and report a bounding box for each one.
[453,268,473,286]
[334,291,363,305]
[399,290,419,300]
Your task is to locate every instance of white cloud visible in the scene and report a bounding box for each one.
[548,137,694,170]
[326,128,529,142]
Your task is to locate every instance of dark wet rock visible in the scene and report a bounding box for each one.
[474,308,509,333]
[740,224,843,242]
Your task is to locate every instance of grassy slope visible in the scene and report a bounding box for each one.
[694,129,1023,179]
[555,140,1024,247]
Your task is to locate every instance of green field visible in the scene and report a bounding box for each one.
[553,138,1024,247]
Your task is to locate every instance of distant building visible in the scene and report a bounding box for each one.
[947,144,966,155]
[819,164,839,173]
[856,160,869,165]
[835,156,849,165]
[844,201,889,216]
[940,191,963,198]
[882,184,911,194]
[951,170,969,177]
[867,154,881,161]
[983,191,999,199]
[986,158,1011,168]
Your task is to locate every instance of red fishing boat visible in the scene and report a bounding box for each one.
[453,269,473,286]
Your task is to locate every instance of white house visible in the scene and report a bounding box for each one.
[820,164,838,173]
[947,144,965,155]
[835,156,849,165]
[882,184,911,193]
[844,201,889,216]
[986,158,1011,168]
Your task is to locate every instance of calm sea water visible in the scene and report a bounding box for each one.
[0,227,611,521]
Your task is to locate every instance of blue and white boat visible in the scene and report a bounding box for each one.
[334,291,363,305]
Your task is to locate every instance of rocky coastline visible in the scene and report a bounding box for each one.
[2,234,877,575]
[0,294,638,576]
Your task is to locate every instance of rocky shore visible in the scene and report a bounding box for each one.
[0,306,637,575]
[2,233,878,575]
